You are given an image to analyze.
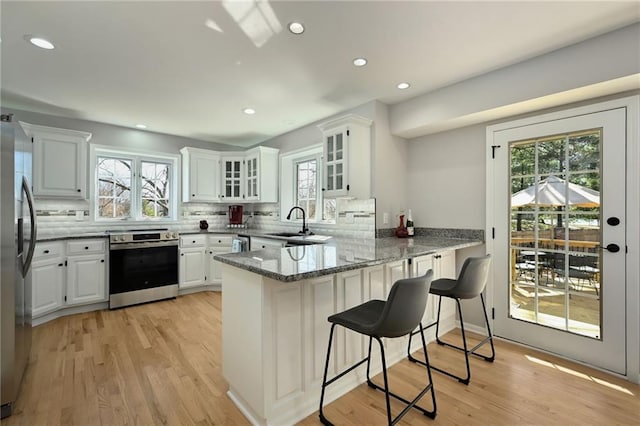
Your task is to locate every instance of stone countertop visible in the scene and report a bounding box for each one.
[37,233,110,242]
[214,236,483,282]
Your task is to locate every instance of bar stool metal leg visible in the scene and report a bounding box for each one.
[319,272,437,425]
[321,324,437,425]
[407,294,496,385]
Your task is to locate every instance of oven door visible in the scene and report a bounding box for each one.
[109,243,178,295]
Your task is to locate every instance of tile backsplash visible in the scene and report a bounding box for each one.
[34,198,377,239]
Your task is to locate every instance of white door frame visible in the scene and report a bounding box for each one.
[485,95,640,383]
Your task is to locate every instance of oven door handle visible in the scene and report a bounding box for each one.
[109,240,179,250]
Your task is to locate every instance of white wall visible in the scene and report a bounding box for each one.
[372,101,409,229]
[259,102,375,153]
[391,22,640,139]
[2,107,233,154]
[407,124,486,230]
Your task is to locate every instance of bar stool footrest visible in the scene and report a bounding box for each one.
[366,378,437,421]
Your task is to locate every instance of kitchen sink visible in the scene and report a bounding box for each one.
[267,232,306,237]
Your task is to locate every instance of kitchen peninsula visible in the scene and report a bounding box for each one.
[215,235,482,426]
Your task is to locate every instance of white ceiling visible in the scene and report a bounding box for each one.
[1,1,639,147]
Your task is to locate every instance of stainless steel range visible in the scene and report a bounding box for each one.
[108,229,179,309]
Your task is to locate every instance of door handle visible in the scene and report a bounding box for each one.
[606,217,620,226]
[22,176,37,275]
[603,243,620,253]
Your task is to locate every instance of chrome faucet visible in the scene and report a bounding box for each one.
[286,206,309,235]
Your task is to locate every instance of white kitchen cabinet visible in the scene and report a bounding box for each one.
[21,122,92,199]
[32,250,65,318]
[179,146,279,203]
[179,236,207,288]
[32,239,107,316]
[65,238,107,306]
[318,114,372,199]
[179,248,207,288]
[244,146,279,202]
[410,251,456,339]
[251,236,286,250]
[207,235,233,285]
[66,254,107,305]
[180,147,220,202]
[220,156,244,201]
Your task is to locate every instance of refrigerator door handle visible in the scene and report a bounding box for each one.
[22,176,37,275]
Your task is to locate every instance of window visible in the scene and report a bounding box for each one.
[281,146,336,223]
[295,159,317,219]
[92,146,178,221]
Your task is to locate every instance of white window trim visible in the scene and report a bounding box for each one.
[89,144,179,223]
[280,145,335,225]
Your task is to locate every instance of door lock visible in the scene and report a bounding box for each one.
[604,243,620,253]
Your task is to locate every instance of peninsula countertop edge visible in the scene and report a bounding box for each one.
[214,236,484,282]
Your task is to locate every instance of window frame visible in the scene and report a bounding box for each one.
[90,144,179,222]
[280,145,336,225]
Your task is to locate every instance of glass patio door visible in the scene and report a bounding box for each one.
[490,108,626,374]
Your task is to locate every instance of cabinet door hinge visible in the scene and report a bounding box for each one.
[492,308,495,320]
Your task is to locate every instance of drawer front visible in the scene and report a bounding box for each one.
[33,241,65,261]
[67,239,106,255]
[207,235,233,248]
[180,235,207,248]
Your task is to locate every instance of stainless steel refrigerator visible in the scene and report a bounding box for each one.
[1,113,37,418]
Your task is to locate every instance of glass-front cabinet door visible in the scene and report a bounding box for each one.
[221,156,244,201]
[245,155,259,200]
[322,127,349,197]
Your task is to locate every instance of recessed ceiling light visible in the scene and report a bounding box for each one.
[288,22,305,35]
[135,124,147,129]
[353,57,367,67]
[397,82,410,90]
[27,36,55,50]
[243,108,256,115]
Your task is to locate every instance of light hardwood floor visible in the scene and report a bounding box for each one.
[4,292,639,425]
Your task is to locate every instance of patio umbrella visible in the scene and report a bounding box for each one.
[511,175,600,208]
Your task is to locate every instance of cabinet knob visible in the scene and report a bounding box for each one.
[181,253,184,256]
[209,251,213,254]
[58,263,63,267]
[218,240,222,243]
[192,240,196,244]
[44,249,50,254]
[77,189,81,192]
[192,194,195,197]
[100,259,105,263]
[85,246,89,250]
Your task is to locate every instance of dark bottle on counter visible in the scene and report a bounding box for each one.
[395,214,408,238]
[406,209,414,237]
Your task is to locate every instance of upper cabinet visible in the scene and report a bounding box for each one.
[181,147,220,202]
[244,146,278,203]
[318,114,372,199]
[220,155,244,201]
[180,146,278,203]
[21,122,92,199]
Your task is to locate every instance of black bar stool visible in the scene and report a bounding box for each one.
[319,271,437,425]
[407,255,495,385]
